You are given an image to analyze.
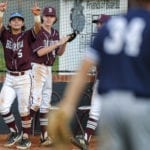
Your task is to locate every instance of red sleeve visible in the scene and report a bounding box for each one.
[0,26,7,43]
[31,30,45,53]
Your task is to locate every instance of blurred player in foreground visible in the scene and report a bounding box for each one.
[72,14,111,150]
[0,1,41,149]
[48,0,150,149]
[30,6,70,146]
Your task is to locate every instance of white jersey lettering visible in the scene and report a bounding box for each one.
[104,17,145,57]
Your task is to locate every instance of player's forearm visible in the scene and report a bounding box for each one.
[0,2,7,30]
[33,15,41,34]
[0,11,4,31]
[37,42,60,57]
[60,59,95,119]
[57,43,67,56]
[37,38,68,57]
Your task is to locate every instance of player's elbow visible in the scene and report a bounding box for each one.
[57,47,66,56]
[57,52,63,56]
[37,51,43,57]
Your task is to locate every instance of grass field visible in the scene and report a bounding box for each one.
[0,45,6,73]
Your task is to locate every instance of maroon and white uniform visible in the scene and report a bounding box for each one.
[0,26,35,116]
[31,27,59,113]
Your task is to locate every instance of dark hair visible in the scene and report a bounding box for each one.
[7,24,26,31]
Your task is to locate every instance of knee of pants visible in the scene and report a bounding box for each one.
[18,106,30,116]
[30,104,40,112]
[0,106,11,115]
[89,111,100,121]
[40,107,50,114]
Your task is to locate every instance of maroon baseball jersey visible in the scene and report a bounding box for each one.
[31,27,59,66]
[0,26,36,71]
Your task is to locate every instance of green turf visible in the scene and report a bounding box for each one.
[0,45,6,72]
[52,56,59,74]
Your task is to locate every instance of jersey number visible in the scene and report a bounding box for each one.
[18,49,23,58]
[104,17,145,57]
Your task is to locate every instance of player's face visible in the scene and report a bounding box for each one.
[42,15,56,27]
[9,17,24,31]
[96,22,103,29]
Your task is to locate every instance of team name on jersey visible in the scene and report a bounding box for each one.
[6,40,23,51]
[43,39,58,47]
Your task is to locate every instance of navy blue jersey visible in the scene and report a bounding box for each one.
[90,8,150,97]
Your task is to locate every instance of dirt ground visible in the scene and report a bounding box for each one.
[0,134,97,150]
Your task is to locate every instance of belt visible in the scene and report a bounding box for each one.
[7,71,25,76]
[41,63,52,66]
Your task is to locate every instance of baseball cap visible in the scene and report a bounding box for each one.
[9,12,24,21]
[42,6,56,17]
[92,14,110,24]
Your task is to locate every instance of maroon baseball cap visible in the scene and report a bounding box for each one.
[42,6,56,17]
[92,14,110,24]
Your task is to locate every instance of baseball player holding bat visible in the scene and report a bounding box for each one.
[48,0,150,149]
[0,1,41,149]
[30,6,70,146]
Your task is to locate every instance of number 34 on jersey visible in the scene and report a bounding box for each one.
[104,17,145,57]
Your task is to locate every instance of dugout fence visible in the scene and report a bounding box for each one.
[0,0,128,74]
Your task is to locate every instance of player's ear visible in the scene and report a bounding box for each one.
[21,22,26,31]
[53,17,57,24]
[21,22,24,28]
[7,24,11,30]
[8,22,11,26]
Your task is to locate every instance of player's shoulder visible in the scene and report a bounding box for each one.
[51,27,59,36]
[126,8,150,23]
[1,26,9,33]
[0,26,12,38]
[127,8,150,17]
[105,8,150,30]
[23,28,33,35]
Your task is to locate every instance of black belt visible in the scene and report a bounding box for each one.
[7,71,25,76]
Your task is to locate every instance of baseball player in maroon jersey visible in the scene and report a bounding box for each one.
[30,6,70,146]
[0,2,41,149]
[72,14,111,149]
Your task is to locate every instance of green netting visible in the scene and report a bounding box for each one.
[0,0,128,74]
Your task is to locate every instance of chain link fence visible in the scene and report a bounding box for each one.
[0,0,128,74]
